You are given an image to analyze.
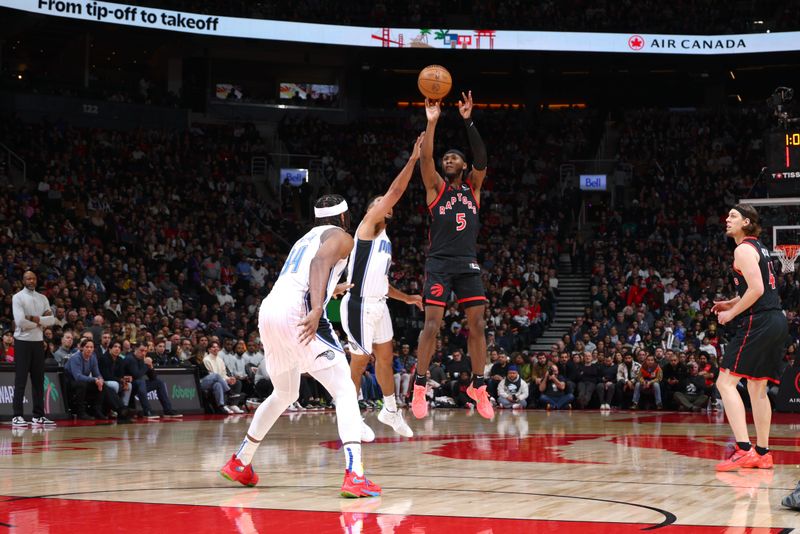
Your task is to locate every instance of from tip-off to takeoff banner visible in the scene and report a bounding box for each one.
[4,0,800,55]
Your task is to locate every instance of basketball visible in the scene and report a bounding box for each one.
[418,65,452,100]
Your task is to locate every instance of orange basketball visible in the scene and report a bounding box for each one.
[417,65,452,100]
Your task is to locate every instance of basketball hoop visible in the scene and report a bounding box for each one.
[775,244,800,273]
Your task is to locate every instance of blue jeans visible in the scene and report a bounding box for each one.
[540,393,575,410]
[132,377,173,414]
[360,374,381,400]
[633,382,662,405]
[106,380,133,407]
[200,373,230,406]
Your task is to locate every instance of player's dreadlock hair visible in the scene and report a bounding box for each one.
[314,194,350,231]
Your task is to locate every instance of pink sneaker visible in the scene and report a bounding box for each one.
[411,384,428,419]
[466,384,495,419]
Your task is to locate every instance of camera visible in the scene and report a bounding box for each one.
[768,86,799,127]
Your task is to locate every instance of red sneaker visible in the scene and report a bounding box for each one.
[466,384,495,419]
[220,454,259,486]
[340,470,382,498]
[411,384,428,419]
[755,451,774,469]
[716,447,759,472]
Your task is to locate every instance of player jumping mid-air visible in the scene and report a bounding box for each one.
[411,91,494,420]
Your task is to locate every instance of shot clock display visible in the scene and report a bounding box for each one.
[766,129,800,196]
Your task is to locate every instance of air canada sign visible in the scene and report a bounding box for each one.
[630,35,747,51]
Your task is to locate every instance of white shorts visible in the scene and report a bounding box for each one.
[340,293,394,355]
[258,294,346,376]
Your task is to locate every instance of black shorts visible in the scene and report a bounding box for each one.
[721,310,788,384]
[423,271,486,309]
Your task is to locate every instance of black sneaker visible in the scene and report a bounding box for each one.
[163,410,183,418]
[782,482,800,511]
[32,417,56,426]
[77,413,95,421]
[11,416,29,428]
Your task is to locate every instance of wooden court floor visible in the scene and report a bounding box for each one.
[1,409,799,533]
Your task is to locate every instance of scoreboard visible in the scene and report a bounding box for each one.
[766,129,800,195]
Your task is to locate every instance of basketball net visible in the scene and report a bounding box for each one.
[775,244,800,273]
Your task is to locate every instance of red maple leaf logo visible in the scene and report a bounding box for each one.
[628,35,645,50]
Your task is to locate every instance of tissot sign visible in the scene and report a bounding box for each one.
[2,0,800,55]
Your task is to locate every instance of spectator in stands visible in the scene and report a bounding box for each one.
[633,354,663,410]
[488,351,510,399]
[65,339,128,421]
[1,330,14,362]
[575,352,601,409]
[53,331,76,365]
[202,340,244,413]
[673,362,709,411]
[539,363,574,410]
[125,342,182,418]
[616,353,641,408]
[452,371,473,408]
[225,339,253,396]
[195,342,237,413]
[661,352,686,410]
[597,354,617,409]
[98,341,133,408]
[497,365,529,409]
[445,349,472,394]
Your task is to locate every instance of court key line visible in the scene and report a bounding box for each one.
[0,484,677,529]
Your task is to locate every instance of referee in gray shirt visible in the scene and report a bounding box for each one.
[11,271,56,427]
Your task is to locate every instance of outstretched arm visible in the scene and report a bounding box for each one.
[298,228,354,344]
[420,99,445,205]
[361,133,424,231]
[458,91,487,193]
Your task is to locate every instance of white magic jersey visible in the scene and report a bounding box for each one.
[346,225,391,299]
[271,224,348,305]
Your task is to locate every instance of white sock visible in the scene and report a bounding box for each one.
[344,442,364,476]
[383,395,397,412]
[235,436,260,465]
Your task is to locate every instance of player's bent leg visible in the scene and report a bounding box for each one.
[222,368,301,486]
[374,341,413,437]
[311,359,381,497]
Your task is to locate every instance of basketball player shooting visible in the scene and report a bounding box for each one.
[411,91,494,420]
[713,204,788,472]
[221,194,381,498]
[342,133,425,440]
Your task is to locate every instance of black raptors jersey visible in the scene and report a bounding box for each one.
[426,179,481,273]
[732,237,782,314]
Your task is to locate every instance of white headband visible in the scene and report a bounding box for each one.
[314,200,348,218]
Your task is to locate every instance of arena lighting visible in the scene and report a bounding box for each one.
[544,103,588,110]
[396,102,524,109]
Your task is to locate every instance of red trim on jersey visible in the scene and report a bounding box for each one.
[721,367,780,384]
[465,178,480,209]
[427,181,447,212]
[732,312,753,373]
[457,296,488,304]
[424,298,447,307]
[732,239,760,274]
